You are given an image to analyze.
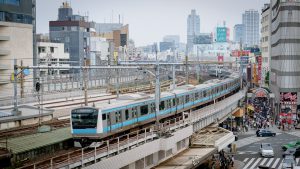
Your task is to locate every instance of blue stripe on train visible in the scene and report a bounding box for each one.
[101,84,239,133]
[73,129,97,134]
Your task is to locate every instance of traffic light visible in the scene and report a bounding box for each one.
[35,82,40,92]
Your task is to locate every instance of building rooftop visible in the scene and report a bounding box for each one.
[0,127,71,154]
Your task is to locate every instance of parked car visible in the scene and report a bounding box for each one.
[260,143,274,157]
[282,141,300,151]
[256,129,276,137]
[282,155,296,169]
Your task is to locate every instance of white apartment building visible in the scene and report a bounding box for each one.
[37,42,70,75]
[90,37,109,65]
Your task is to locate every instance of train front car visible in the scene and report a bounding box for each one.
[71,107,103,146]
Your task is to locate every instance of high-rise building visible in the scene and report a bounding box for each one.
[261,4,271,86]
[0,0,34,97]
[233,24,245,43]
[242,9,260,47]
[49,2,93,67]
[270,0,300,115]
[163,35,180,48]
[187,9,200,52]
[159,42,174,52]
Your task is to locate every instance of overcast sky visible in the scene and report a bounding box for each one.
[36,0,269,46]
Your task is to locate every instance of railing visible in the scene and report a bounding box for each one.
[17,89,246,169]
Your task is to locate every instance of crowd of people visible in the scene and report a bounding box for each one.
[210,150,234,169]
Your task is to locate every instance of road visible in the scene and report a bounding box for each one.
[233,128,300,169]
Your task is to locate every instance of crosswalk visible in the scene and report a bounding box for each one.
[235,133,282,148]
[242,157,300,169]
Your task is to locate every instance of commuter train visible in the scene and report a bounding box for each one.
[71,73,241,142]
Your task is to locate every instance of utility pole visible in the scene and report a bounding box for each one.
[84,57,88,106]
[196,46,200,83]
[13,59,18,115]
[20,60,24,98]
[185,49,189,85]
[154,43,160,129]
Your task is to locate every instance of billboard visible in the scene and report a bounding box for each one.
[216,27,228,42]
[218,55,224,62]
[280,92,297,114]
[231,50,250,57]
[257,56,262,81]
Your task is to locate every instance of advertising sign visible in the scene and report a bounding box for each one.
[280,92,297,114]
[231,50,250,57]
[216,27,227,42]
[257,56,262,81]
[218,55,224,62]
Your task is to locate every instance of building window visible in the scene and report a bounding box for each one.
[0,0,20,6]
[50,47,55,53]
[0,11,32,24]
[38,47,46,53]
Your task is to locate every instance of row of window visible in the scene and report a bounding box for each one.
[261,25,269,33]
[0,11,32,24]
[261,36,269,43]
[102,80,239,125]
[0,0,20,5]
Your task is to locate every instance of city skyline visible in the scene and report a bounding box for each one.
[36,0,269,46]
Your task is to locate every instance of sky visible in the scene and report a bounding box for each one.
[36,0,269,46]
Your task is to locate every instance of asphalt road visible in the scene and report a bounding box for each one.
[234,131,300,169]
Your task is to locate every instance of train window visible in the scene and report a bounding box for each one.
[150,103,155,113]
[176,98,179,105]
[203,91,207,97]
[185,95,189,103]
[172,99,176,106]
[132,107,137,118]
[125,110,129,120]
[166,100,171,108]
[141,105,148,116]
[115,111,121,123]
[159,101,165,110]
[102,114,107,120]
[195,92,199,99]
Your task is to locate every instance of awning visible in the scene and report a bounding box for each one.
[233,108,244,117]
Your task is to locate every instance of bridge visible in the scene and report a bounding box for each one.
[20,88,245,169]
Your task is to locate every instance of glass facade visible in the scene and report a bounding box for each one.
[0,11,32,24]
[0,0,20,6]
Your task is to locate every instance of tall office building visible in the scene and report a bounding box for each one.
[242,9,260,47]
[187,9,200,52]
[49,2,93,67]
[270,0,300,115]
[233,24,245,44]
[0,0,34,97]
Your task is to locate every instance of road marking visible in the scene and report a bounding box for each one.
[297,158,300,165]
[243,158,255,169]
[259,158,268,166]
[271,158,280,168]
[266,158,274,166]
[244,158,249,163]
[250,158,261,169]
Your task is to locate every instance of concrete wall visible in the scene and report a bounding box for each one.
[84,126,193,169]
[0,21,33,96]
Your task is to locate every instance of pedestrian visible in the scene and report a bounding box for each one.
[231,155,234,167]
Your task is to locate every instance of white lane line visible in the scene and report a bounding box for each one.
[271,158,280,168]
[259,158,268,166]
[250,158,261,169]
[244,158,249,163]
[243,158,255,169]
[266,158,274,166]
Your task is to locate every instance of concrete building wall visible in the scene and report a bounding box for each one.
[37,42,70,75]
[270,0,300,111]
[261,4,271,86]
[0,21,33,96]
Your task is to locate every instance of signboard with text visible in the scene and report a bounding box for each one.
[216,27,228,42]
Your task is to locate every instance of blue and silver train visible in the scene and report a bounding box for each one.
[71,74,241,141]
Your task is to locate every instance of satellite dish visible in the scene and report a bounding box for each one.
[23,69,30,76]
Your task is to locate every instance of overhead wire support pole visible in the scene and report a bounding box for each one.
[154,43,160,130]
[13,59,18,115]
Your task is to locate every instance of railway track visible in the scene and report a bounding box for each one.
[0,119,70,139]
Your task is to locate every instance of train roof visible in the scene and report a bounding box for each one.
[80,74,240,113]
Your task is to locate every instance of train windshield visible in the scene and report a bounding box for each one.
[71,108,98,129]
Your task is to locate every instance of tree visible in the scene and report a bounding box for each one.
[265,71,270,86]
